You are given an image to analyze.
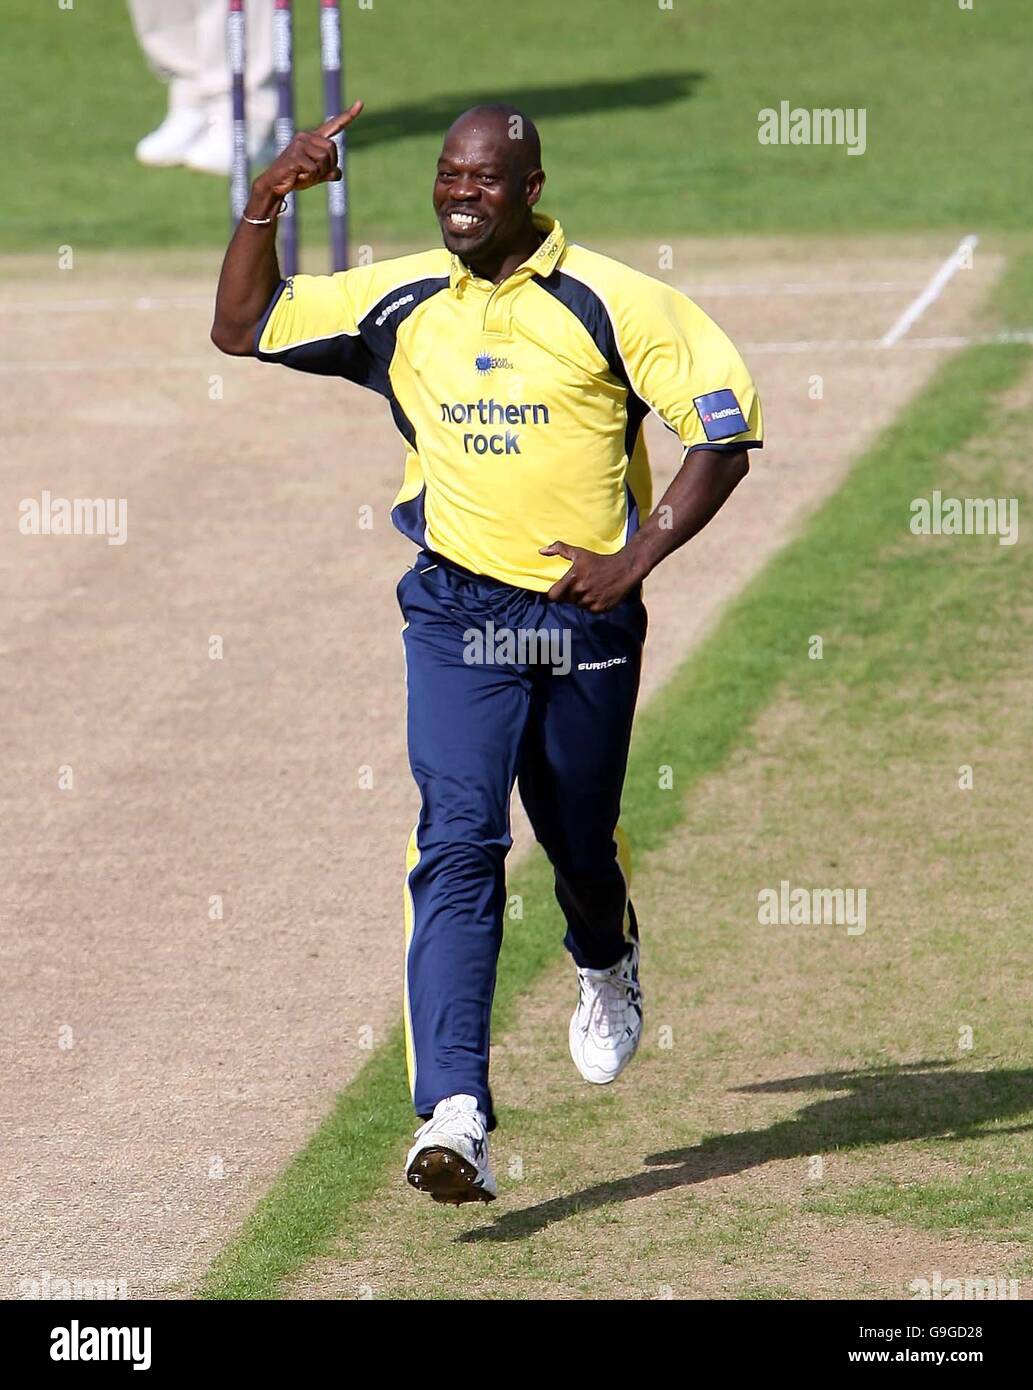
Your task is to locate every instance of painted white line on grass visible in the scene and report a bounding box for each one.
[880,235,979,347]
[5,332,1032,375]
[742,330,1033,355]
[0,295,214,315]
[887,331,1033,350]
[678,280,922,298]
[0,356,220,373]
[0,281,923,316]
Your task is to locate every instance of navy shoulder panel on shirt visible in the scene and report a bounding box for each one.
[533,267,649,458]
[357,276,450,394]
[532,268,629,385]
[252,278,376,381]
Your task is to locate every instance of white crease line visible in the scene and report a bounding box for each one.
[880,235,979,347]
[3,331,1032,375]
[0,295,213,314]
[0,282,924,316]
[677,281,922,297]
[0,356,219,372]
[743,330,1033,355]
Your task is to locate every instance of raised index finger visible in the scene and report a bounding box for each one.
[316,100,364,140]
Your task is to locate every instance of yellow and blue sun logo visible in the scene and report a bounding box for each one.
[474,352,514,375]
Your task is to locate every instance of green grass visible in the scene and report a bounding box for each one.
[6,0,1033,254]
[201,257,1033,1298]
[807,1173,1033,1247]
[623,342,1029,857]
[199,856,561,1299]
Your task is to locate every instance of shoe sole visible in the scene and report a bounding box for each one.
[406,1146,495,1205]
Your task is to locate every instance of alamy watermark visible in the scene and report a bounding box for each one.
[758,880,867,935]
[909,1271,1019,1300]
[910,490,1018,545]
[19,491,128,546]
[18,1270,127,1299]
[758,101,867,156]
[463,620,571,676]
[50,1323,151,1371]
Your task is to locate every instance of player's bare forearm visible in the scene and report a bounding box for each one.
[543,446,749,612]
[210,187,283,356]
[210,102,364,357]
[624,446,750,581]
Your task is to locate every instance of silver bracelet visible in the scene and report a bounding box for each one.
[242,199,288,226]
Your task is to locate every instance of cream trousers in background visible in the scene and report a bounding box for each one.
[126,0,277,127]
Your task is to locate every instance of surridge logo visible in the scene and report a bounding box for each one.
[375,293,415,327]
[475,352,514,374]
[577,657,628,672]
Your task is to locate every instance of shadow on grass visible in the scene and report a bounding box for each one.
[461,1062,1033,1244]
[347,72,703,149]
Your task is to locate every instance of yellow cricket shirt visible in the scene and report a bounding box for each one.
[256,214,763,591]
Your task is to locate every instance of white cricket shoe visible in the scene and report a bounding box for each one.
[183,117,277,177]
[405,1094,497,1205]
[135,108,209,168]
[569,941,643,1084]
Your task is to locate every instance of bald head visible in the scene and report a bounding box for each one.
[433,104,546,274]
[445,104,543,177]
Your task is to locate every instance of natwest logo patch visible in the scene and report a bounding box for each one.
[694,388,748,442]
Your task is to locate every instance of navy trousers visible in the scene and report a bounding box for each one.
[398,552,646,1130]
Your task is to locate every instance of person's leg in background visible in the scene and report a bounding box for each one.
[127,0,210,166]
[398,559,535,1201]
[126,0,276,172]
[184,0,277,175]
[517,591,647,1081]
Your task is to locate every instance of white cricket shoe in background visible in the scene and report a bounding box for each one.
[405,1094,497,1205]
[182,115,277,177]
[569,941,643,1084]
[135,108,209,168]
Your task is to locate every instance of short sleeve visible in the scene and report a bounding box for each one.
[255,271,379,386]
[612,275,763,455]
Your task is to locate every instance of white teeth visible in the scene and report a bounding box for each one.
[449,211,480,228]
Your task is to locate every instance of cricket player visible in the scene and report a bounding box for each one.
[212,101,762,1205]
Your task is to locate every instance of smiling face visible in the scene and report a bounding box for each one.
[433,107,544,267]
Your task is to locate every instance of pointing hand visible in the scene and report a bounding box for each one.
[254,100,364,198]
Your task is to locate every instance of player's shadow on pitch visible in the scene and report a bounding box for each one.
[348,73,703,149]
[461,1061,1033,1244]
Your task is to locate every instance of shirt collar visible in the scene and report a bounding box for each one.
[448,214,566,291]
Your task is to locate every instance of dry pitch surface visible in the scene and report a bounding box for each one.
[0,236,1001,1296]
